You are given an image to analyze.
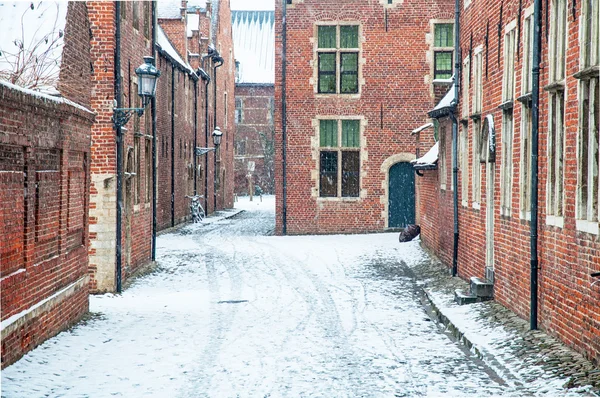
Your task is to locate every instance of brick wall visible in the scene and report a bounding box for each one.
[275,0,454,235]
[234,84,275,195]
[417,0,600,364]
[87,1,154,292]
[0,82,94,369]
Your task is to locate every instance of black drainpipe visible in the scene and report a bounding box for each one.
[451,0,461,277]
[193,80,198,195]
[114,0,123,293]
[530,0,542,330]
[201,54,211,215]
[171,64,175,227]
[151,0,157,262]
[212,56,224,212]
[282,0,288,235]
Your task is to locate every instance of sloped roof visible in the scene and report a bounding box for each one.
[412,142,438,169]
[156,24,194,74]
[428,85,457,118]
[232,10,274,84]
[0,1,68,91]
[157,0,184,19]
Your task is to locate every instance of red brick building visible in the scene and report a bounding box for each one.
[275,0,454,235]
[87,0,235,293]
[415,0,600,363]
[0,2,94,367]
[233,11,275,195]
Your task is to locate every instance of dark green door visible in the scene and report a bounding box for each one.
[388,162,415,228]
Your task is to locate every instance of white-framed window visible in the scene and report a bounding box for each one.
[501,25,516,217]
[472,48,483,115]
[318,119,361,198]
[433,23,454,80]
[472,118,481,205]
[439,123,447,189]
[462,56,470,119]
[575,0,599,233]
[522,9,534,96]
[235,98,243,124]
[520,107,533,219]
[460,121,469,206]
[546,0,567,221]
[316,24,360,94]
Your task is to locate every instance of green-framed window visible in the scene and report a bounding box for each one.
[317,25,360,94]
[319,119,360,197]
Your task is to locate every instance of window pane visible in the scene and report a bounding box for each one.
[320,151,338,197]
[318,53,336,93]
[320,120,338,147]
[318,26,336,48]
[434,24,453,47]
[434,51,453,79]
[342,151,360,197]
[342,120,360,147]
[341,52,358,72]
[340,25,359,48]
[340,53,358,93]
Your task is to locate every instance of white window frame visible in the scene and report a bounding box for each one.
[439,123,447,190]
[472,46,483,116]
[502,22,517,103]
[462,55,471,119]
[575,0,599,234]
[460,121,469,207]
[520,106,532,220]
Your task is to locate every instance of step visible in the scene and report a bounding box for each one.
[470,276,494,298]
[454,289,479,305]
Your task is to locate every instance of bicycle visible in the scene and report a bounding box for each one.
[185,195,205,223]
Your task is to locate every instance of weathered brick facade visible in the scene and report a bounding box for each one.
[0,3,94,368]
[87,1,154,292]
[417,0,600,364]
[234,84,275,195]
[275,0,454,235]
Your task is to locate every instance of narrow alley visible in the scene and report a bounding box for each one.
[0,199,580,397]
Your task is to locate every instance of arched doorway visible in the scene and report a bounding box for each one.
[388,162,415,228]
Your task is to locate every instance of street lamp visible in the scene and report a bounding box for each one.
[113,56,161,128]
[212,127,223,212]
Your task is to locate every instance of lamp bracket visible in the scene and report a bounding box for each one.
[195,147,216,156]
[113,107,145,129]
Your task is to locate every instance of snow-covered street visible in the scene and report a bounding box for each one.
[1,197,551,397]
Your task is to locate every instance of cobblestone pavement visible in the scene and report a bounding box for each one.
[407,248,600,396]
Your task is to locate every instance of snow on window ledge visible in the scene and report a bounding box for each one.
[462,200,469,208]
[546,215,564,229]
[576,219,599,235]
[472,202,480,210]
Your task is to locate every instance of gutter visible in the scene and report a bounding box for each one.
[194,80,198,195]
[281,0,288,235]
[114,0,123,293]
[212,55,224,212]
[171,63,175,228]
[451,0,461,278]
[530,0,542,330]
[151,0,157,262]
[201,54,211,214]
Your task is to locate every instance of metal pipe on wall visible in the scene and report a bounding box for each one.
[530,0,542,330]
[114,0,123,293]
[282,0,288,235]
[170,64,175,227]
[151,0,157,262]
[212,57,223,212]
[451,0,461,277]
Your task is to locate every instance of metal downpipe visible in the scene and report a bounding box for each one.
[451,0,461,277]
[282,0,288,235]
[212,57,223,212]
[170,64,175,227]
[151,0,157,262]
[114,1,123,293]
[201,55,211,215]
[530,0,542,330]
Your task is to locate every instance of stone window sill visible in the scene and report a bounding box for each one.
[576,219,599,235]
[472,202,480,210]
[546,215,564,229]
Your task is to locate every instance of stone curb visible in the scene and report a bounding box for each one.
[156,208,245,236]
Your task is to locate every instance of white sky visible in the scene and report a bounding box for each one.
[230,0,274,11]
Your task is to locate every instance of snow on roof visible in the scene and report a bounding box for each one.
[411,123,433,135]
[0,79,93,114]
[411,142,438,167]
[0,1,68,90]
[157,0,183,19]
[156,25,194,74]
[432,86,456,112]
[187,13,199,38]
[232,11,274,84]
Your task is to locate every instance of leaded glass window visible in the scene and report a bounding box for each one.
[316,24,360,94]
